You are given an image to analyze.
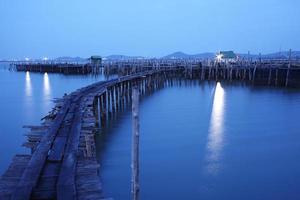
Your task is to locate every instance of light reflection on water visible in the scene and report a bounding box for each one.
[206,82,225,175]
[94,81,300,200]
[43,72,52,111]
[43,72,51,99]
[24,71,34,119]
[25,71,32,97]
[0,64,107,175]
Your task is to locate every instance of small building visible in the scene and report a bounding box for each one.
[216,51,237,62]
[89,55,102,74]
[90,56,102,67]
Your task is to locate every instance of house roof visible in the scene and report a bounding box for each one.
[219,51,236,59]
[90,56,102,60]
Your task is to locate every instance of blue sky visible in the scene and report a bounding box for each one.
[0,0,299,59]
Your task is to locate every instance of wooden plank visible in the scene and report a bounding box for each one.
[57,104,82,200]
[57,125,70,137]
[31,189,56,200]
[0,155,31,199]
[11,101,71,200]
[42,163,61,177]
[22,125,48,130]
[47,137,68,162]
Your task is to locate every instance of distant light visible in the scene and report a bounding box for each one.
[25,57,30,61]
[216,54,223,61]
[43,57,49,61]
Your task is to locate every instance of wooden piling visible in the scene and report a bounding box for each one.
[97,96,101,126]
[268,68,272,85]
[131,87,140,200]
[285,49,292,87]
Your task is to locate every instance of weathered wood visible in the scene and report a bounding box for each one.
[0,155,31,200]
[131,87,140,200]
[57,104,82,200]
[12,101,71,200]
[47,136,68,162]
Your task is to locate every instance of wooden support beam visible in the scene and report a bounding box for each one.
[131,87,140,200]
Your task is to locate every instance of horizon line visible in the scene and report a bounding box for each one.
[1,49,299,61]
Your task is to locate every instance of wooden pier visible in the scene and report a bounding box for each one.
[0,68,170,200]
[1,60,300,199]
[14,63,101,74]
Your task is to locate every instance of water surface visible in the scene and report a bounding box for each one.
[96,80,300,200]
[1,63,300,200]
[0,63,106,174]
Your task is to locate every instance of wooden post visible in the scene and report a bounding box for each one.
[259,53,262,65]
[107,89,111,118]
[268,68,272,85]
[97,96,101,127]
[248,68,252,81]
[112,86,115,114]
[103,93,107,123]
[115,84,119,111]
[248,51,250,65]
[200,65,205,80]
[275,68,278,86]
[131,87,140,200]
[99,95,104,127]
[252,64,257,84]
[285,49,292,87]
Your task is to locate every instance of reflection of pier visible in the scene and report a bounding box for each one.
[1,60,300,199]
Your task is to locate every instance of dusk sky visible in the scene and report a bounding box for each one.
[0,0,299,59]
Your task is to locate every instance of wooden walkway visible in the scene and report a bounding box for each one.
[1,62,300,199]
[0,69,165,200]
[14,63,101,74]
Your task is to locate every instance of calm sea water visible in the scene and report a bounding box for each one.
[96,81,300,200]
[0,63,107,174]
[1,63,300,200]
